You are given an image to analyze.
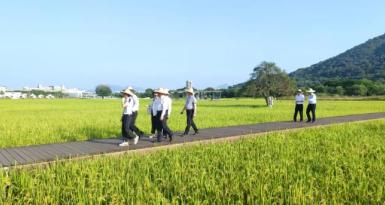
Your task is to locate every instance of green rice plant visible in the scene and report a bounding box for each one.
[0,120,384,204]
[0,98,385,148]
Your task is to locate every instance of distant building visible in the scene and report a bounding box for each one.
[4,92,22,99]
[0,86,6,93]
[46,94,55,99]
[2,84,96,99]
[21,93,28,99]
[24,84,65,92]
[82,91,97,99]
[186,80,192,89]
[63,88,84,98]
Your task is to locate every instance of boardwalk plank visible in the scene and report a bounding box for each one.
[4,149,27,164]
[0,151,12,167]
[13,148,37,162]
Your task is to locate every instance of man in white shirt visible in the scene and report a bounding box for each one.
[306,88,317,123]
[148,91,160,138]
[119,89,139,147]
[156,88,173,142]
[180,88,199,136]
[127,88,144,138]
[293,89,305,122]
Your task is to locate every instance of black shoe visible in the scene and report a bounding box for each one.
[169,135,173,142]
[180,133,187,137]
[293,120,297,122]
[194,130,199,135]
[139,132,145,138]
[312,120,316,123]
[306,120,311,123]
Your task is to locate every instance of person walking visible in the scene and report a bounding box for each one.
[119,89,139,147]
[267,96,274,108]
[148,90,161,139]
[126,87,144,138]
[180,88,199,136]
[306,88,317,123]
[156,88,173,142]
[293,89,305,122]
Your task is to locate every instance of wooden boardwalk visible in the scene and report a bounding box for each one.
[1,112,385,168]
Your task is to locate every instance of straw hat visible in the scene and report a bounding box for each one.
[162,88,170,95]
[306,88,316,93]
[126,86,135,93]
[154,88,169,95]
[121,88,134,96]
[297,89,303,93]
[185,87,194,94]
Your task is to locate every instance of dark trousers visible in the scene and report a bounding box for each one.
[130,111,144,136]
[293,104,303,122]
[306,104,316,122]
[156,111,173,141]
[121,114,136,140]
[150,112,156,134]
[184,109,198,134]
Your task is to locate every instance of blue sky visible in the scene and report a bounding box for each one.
[1,0,385,90]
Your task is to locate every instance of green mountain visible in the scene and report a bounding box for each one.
[290,33,385,86]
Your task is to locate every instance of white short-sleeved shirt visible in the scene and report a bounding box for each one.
[308,94,317,104]
[151,97,162,116]
[131,94,139,112]
[185,95,197,110]
[122,97,134,115]
[295,94,305,105]
[161,95,172,118]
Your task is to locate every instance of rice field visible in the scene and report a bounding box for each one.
[1,98,385,148]
[1,119,384,204]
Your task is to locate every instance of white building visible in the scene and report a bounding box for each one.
[46,94,55,99]
[0,86,6,93]
[4,92,22,99]
[0,86,6,98]
[186,80,192,89]
[82,91,97,99]
[63,88,84,98]
[24,84,65,92]
[20,84,95,99]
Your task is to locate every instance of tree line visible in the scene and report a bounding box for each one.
[95,61,385,102]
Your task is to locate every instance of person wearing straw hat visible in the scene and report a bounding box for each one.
[156,88,173,142]
[148,90,162,138]
[306,88,317,123]
[126,87,145,138]
[119,88,139,147]
[293,89,305,122]
[180,87,199,136]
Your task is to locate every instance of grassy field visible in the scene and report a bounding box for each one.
[1,119,384,204]
[0,98,385,148]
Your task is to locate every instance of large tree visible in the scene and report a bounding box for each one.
[249,61,295,105]
[95,85,112,99]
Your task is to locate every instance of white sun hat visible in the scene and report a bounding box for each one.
[162,88,170,95]
[121,88,134,96]
[185,87,194,94]
[154,88,169,95]
[306,88,316,93]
